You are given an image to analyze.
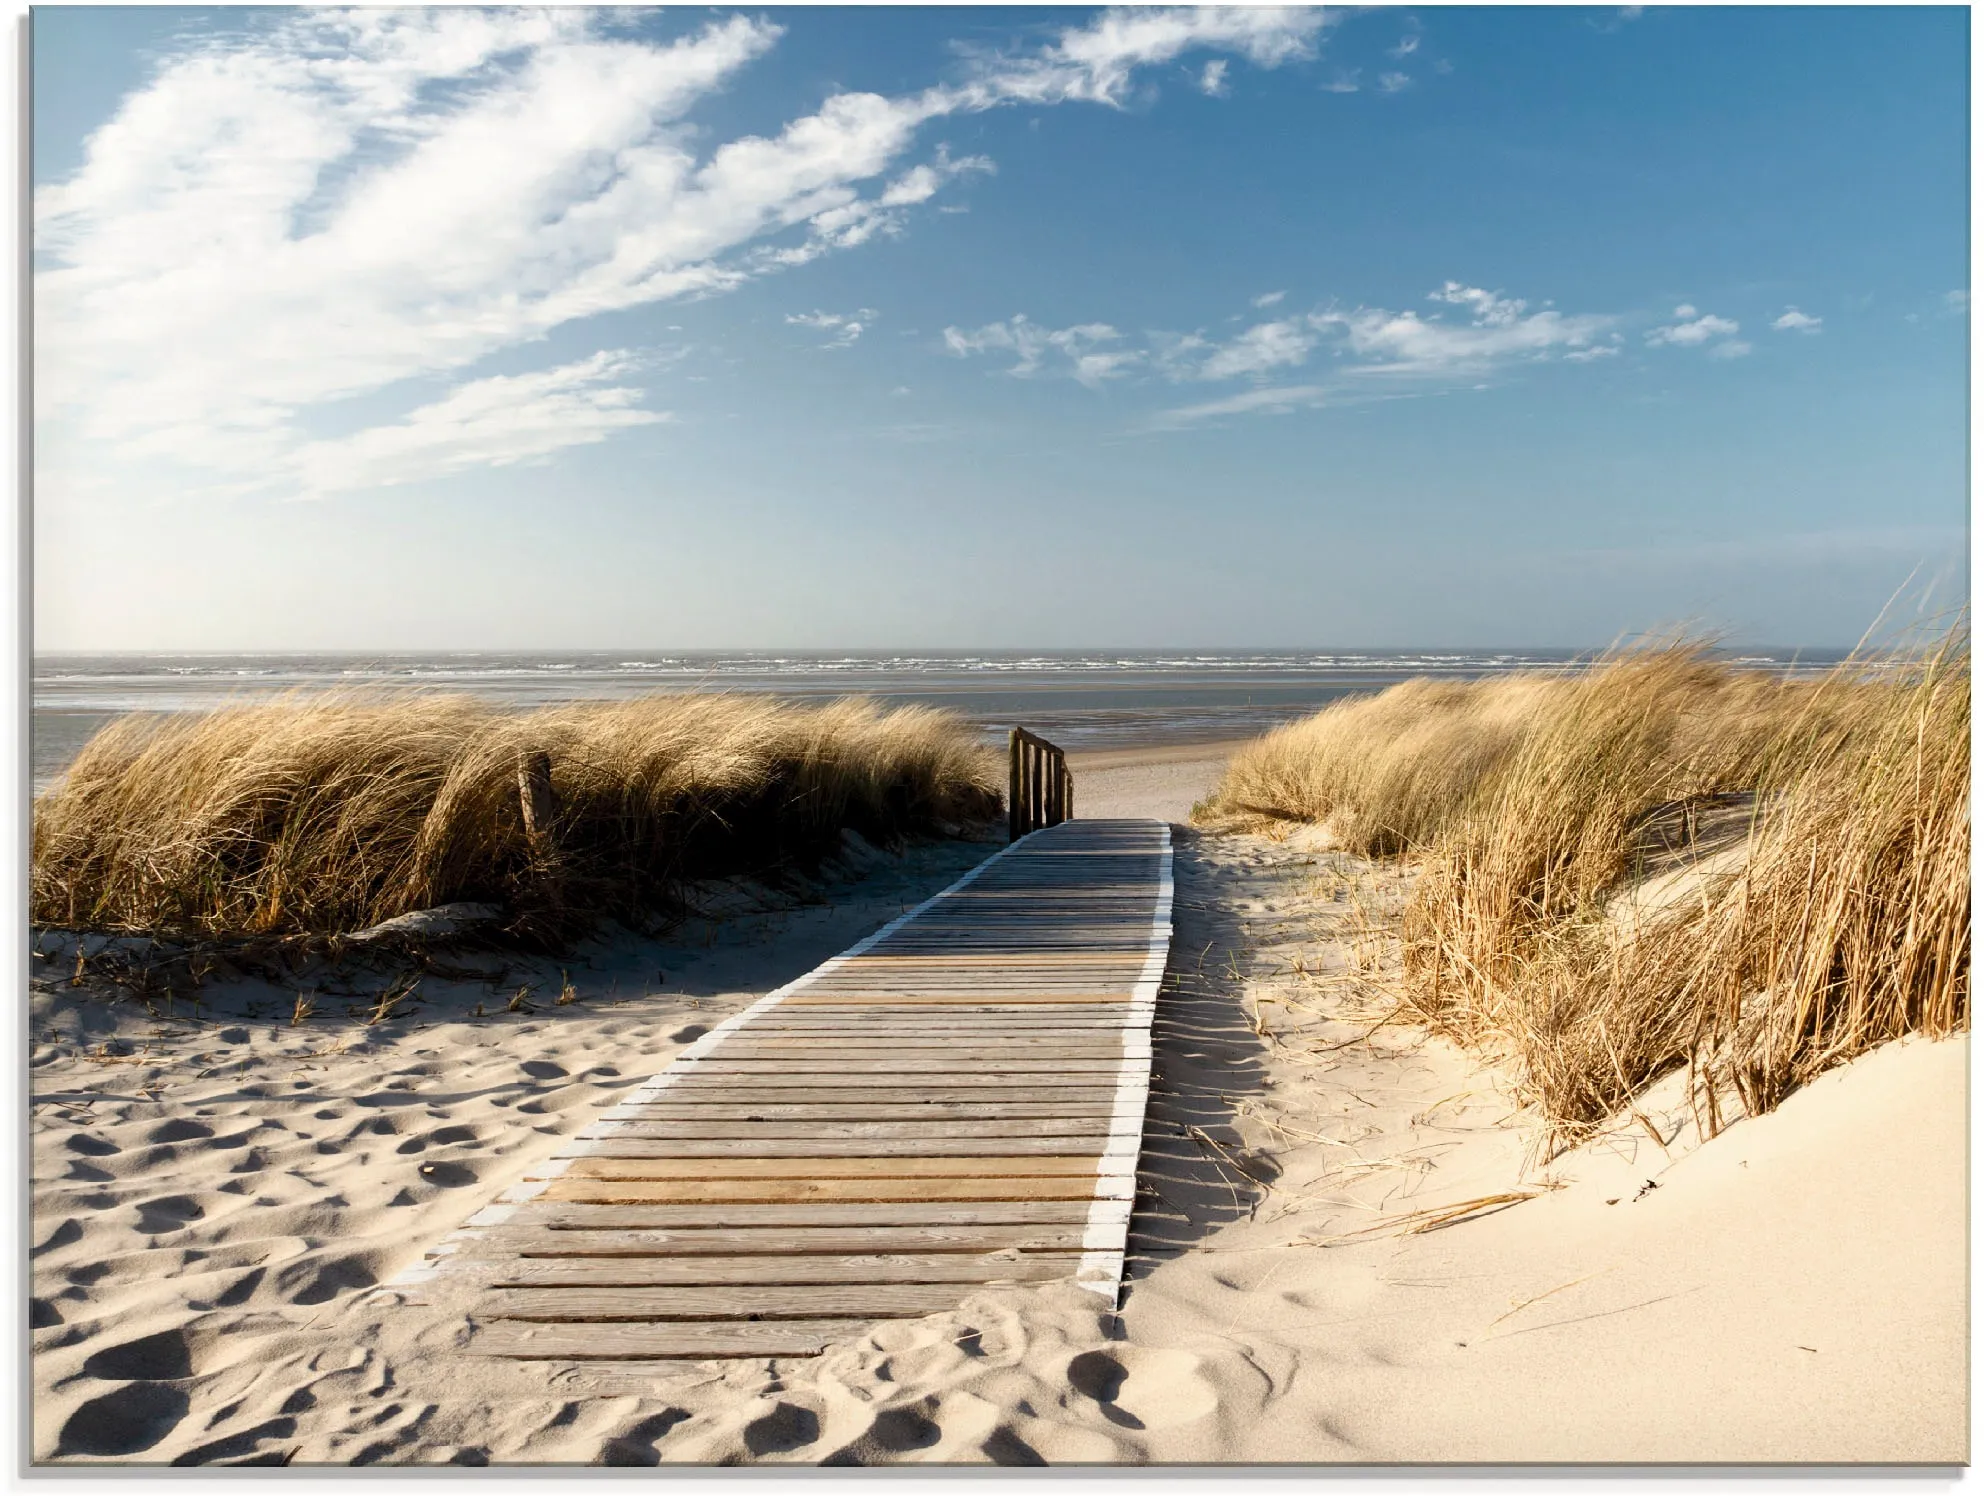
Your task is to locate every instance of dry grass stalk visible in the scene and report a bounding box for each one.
[32,691,1000,943]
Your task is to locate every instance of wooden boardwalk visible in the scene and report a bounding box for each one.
[402,818,1173,1363]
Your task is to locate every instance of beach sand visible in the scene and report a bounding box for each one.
[29,748,1967,1465]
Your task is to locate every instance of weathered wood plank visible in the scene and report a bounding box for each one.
[599,1087,1134,1111]
[473,1319,874,1360]
[549,1155,1102,1181]
[499,1201,1108,1229]
[565,1138,1116,1160]
[575,1120,1112,1142]
[674,1047,1126,1071]
[447,1224,1089,1257]
[490,1253,1086,1288]
[486,1284,983,1322]
[536,1175,1106,1205]
[643,1085,1127,1102]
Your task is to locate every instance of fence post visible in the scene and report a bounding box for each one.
[518,751,557,844]
[1008,728,1023,842]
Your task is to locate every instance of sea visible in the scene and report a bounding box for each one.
[30,648,1845,794]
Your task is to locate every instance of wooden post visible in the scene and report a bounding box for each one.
[1009,727,1077,834]
[518,751,556,844]
[1008,728,1023,841]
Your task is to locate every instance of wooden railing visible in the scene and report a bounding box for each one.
[1008,727,1073,841]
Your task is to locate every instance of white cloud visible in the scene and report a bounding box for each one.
[969,6,1330,108]
[1378,71,1412,93]
[1646,308,1741,347]
[1153,383,1328,427]
[39,5,1326,503]
[1314,283,1612,375]
[1198,58,1230,96]
[943,316,1141,388]
[1322,70,1361,93]
[1944,290,1970,315]
[1707,339,1753,360]
[1252,289,1287,308]
[290,352,666,499]
[1771,307,1823,333]
[788,308,878,348]
[1195,317,1317,380]
[1389,31,1421,59]
[962,280,1619,417]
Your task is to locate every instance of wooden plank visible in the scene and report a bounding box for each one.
[474,1319,873,1360]
[448,1224,1089,1257]
[603,1087,1134,1111]
[579,1111,1118,1134]
[491,1252,1085,1288]
[564,1139,1113,1160]
[678,1055,1126,1063]
[536,1176,1105,1205]
[707,1043,1129,1058]
[781,993,1135,1005]
[486,1284,981,1322]
[502,1201,1104,1229]
[550,1155,1102,1181]
[646,1085,1126,1102]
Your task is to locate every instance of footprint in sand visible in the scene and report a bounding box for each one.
[56,1382,191,1457]
[135,1195,206,1235]
[1066,1347,1219,1431]
[742,1400,821,1456]
[147,1119,214,1145]
[823,1403,943,1464]
[415,1160,478,1188]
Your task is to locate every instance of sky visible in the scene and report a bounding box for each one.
[30,4,1971,652]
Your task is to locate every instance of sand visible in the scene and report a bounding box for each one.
[28,749,1968,1465]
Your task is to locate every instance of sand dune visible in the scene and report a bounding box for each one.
[29,760,1965,1464]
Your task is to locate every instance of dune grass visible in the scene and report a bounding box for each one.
[1199,633,1970,1136]
[31,692,1002,943]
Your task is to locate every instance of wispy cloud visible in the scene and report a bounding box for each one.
[290,352,667,499]
[961,280,1622,424]
[1378,71,1413,93]
[943,316,1141,388]
[1252,289,1287,308]
[788,309,878,348]
[1646,304,1742,348]
[1590,6,1645,34]
[1771,307,1823,333]
[1198,58,1230,96]
[1150,383,1329,428]
[37,5,1330,502]
[1314,282,1614,376]
[1196,318,1318,380]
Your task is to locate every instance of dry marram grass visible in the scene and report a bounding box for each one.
[1199,636,1970,1135]
[32,692,1001,942]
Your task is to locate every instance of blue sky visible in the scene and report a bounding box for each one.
[31,5,1969,651]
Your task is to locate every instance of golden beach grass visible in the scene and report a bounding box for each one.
[31,692,1001,942]
[1200,633,1970,1134]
